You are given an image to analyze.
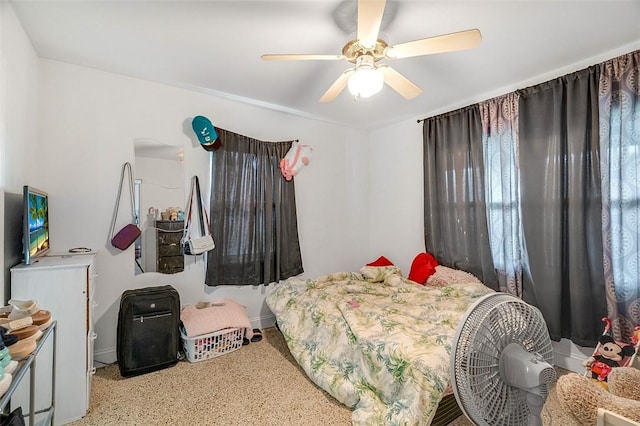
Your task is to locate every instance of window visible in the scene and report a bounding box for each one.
[205,129,303,286]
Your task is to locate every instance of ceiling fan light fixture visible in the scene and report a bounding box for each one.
[347,55,383,99]
[262,2,481,103]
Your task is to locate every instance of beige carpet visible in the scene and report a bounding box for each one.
[70,327,581,426]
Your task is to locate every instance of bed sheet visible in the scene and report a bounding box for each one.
[266,265,493,425]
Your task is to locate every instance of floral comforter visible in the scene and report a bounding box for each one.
[265,265,493,425]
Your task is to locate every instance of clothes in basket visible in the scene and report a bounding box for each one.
[180,298,253,340]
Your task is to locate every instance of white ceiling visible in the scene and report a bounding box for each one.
[10,0,640,130]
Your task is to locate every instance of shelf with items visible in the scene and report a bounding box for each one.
[10,253,96,424]
[0,321,57,426]
[156,220,184,274]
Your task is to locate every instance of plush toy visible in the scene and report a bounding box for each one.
[280,141,312,181]
[582,335,637,381]
[557,369,640,425]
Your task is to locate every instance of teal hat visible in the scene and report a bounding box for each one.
[192,115,222,151]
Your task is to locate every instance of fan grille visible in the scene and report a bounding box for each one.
[451,293,554,426]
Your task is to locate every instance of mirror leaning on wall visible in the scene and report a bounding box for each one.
[133,138,185,275]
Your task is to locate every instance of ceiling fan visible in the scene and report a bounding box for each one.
[261,0,482,102]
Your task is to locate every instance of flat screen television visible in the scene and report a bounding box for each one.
[23,185,50,265]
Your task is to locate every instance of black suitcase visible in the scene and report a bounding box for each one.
[117,285,181,377]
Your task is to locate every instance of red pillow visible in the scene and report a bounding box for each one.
[366,256,394,267]
[408,252,439,284]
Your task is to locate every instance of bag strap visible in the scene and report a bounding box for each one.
[194,176,211,236]
[183,176,196,240]
[183,175,211,239]
[109,162,136,239]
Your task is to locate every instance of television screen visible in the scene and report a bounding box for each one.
[23,185,50,265]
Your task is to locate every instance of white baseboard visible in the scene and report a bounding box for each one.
[229,324,597,376]
[99,317,588,377]
[93,314,278,367]
[552,338,594,373]
[254,314,277,330]
[94,347,117,366]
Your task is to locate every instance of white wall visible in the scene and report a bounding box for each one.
[136,155,184,225]
[0,2,41,302]
[366,120,426,274]
[36,59,369,363]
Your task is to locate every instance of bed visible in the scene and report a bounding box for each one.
[265,264,494,425]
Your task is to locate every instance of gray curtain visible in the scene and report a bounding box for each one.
[423,106,498,289]
[205,129,304,286]
[517,66,607,346]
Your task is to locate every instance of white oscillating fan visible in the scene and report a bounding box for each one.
[451,293,557,426]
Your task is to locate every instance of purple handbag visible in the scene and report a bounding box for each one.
[111,223,142,250]
[109,162,141,251]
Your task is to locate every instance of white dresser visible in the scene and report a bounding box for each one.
[10,253,97,425]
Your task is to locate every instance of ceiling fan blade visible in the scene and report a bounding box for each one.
[357,0,386,49]
[319,69,354,103]
[385,28,482,59]
[261,54,345,61]
[378,65,422,100]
